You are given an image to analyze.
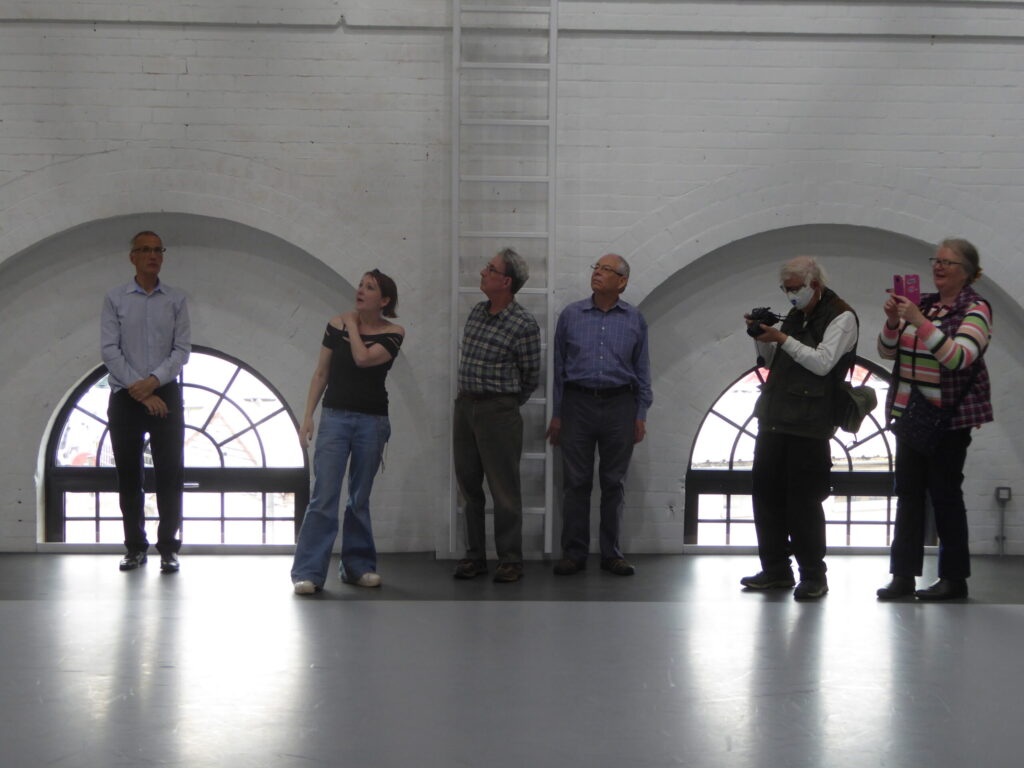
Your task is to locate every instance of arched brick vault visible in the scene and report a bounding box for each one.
[606,162,1024,305]
[0,147,380,288]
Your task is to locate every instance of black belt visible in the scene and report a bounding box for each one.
[564,382,633,398]
[457,391,516,402]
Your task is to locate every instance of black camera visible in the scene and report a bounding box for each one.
[746,307,784,337]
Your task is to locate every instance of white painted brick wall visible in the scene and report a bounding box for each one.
[2,2,1024,557]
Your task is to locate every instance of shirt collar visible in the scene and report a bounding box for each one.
[584,295,627,312]
[127,278,165,295]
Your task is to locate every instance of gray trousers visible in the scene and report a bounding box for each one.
[558,388,637,562]
[453,395,524,564]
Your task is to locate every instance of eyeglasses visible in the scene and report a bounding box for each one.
[132,246,166,255]
[929,257,964,269]
[483,263,506,276]
[591,263,624,275]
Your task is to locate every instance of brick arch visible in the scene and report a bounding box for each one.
[0,147,376,286]
[613,162,1023,303]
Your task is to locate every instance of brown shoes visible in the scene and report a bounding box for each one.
[600,557,636,576]
[492,562,524,583]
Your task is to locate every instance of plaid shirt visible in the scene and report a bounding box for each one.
[458,300,541,405]
[878,284,993,430]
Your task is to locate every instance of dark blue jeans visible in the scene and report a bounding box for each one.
[890,429,973,579]
[751,431,831,581]
[558,388,637,562]
[107,384,185,557]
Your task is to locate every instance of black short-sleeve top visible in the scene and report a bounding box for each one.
[320,323,403,416]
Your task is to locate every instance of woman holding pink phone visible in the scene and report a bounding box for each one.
[876,239,993,601]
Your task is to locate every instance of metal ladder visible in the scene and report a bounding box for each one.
[449,0,558,555]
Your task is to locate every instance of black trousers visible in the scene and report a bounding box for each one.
[558,388,637,562]
[890,429,972,579]
[751,431,832,580]
[107,383,185,556]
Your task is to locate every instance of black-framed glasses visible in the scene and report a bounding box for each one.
[132,246,166,255]
[928,257,964,269]
[591,263,623,275]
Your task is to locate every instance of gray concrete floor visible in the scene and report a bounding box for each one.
[2,552,1023,767]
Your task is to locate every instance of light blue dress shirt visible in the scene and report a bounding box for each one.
[100,279,191,392]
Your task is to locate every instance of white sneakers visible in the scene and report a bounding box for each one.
[293,573,382,593]
[354,572,382,588]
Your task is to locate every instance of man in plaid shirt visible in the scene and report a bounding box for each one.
[452,248,540,583]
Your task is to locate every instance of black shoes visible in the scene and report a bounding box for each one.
[553,558,586,576]
[600,557,636,576]
[915,578,968,601]
[119,551,147,571]
[740,570,796,590]
[492,563,523,583]
[160,553,180,574]
[793,579,829,600]
[876,576,916,600]
[453,559,488,580]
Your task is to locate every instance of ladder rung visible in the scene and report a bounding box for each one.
[462,118,551,127]
[461,62,551,71]
[459,231,549,239]
[461,5,551,14]
[460,174,550,184]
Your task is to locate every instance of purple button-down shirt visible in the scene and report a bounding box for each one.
[551,296,653,419]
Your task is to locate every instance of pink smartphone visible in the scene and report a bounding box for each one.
[904,274,921,304]
[893,274,905,297]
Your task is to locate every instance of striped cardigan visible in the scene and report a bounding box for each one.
[877,284,993,430]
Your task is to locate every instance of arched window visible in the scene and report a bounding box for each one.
[684,359,902,547]
[45,347,309,545]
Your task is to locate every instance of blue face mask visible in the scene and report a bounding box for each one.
[784,283,816,310]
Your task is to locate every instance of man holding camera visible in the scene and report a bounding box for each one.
[742,256,857,600]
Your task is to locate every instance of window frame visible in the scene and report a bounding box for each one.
[683,357,913,547]
[44,345,309,544]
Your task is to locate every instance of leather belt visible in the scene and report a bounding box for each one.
[457,391,516,402]
[564,382,633,398]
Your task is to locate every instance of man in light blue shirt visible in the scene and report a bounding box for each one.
[101,231,190,573]
[546,254,653,577]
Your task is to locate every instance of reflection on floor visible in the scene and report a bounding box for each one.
[1,553,1023,767]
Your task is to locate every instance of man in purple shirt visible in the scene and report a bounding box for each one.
[101,231,191,573]
[546,254,653,576]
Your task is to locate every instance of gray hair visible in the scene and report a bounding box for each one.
[606,253,630,279]
[780,255,828,287]
[497,247,529,294]
[940,237,982,283]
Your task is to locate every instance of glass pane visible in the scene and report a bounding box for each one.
[64,492,97,519]
[225,493,263,519]
[65,520,98,544]
[826,524,850,547]
[256,411,304,468]
[730,495,754,521]
[55,409,107,467]
[850,523,891,547]
[729,521,758,546]
[184,520,224,545]
[98,433,116,467]
[221,430,264,468]
[182,354,238,392]
[699,523,726,546]
[711,368,767,427]
[206,399,253,446]
[265,516,297,545]
[77,375,112,417]
[184,429,222,467]
[185,492,222,519]
[690,413,739,468]
[697,494,728,522]
[224,521,265,544]
[266,493,296,519]
[183,387,221,433]
[226,369,280,423]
